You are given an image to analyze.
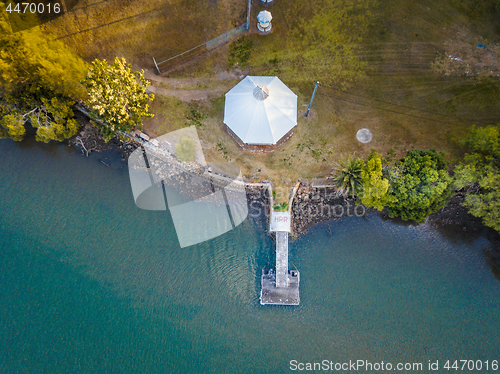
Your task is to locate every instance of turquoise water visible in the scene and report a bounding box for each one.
[1,138,499,373]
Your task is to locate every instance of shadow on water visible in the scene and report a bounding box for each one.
[377,198,500,283]
[481,229,500,282]
[11,126,79,158]
[377,208,420,227]
[435,222,500,282]
[485,246,500,281]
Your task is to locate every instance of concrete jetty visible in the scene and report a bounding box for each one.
[260,211,300,306]
[275,231,288,288]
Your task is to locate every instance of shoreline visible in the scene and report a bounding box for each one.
[243,180,500,247]
[70,117,500,245]
[290,183,500,239]
[69,122,500,281]
[70,111,140,159]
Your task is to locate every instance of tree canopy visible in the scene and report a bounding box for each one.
[0,25,87,99]
[454,125,500,232]
[0,109,24,141]
[358,151,390,210]
[385,149,453,222]
[82,57,154,142]
[0,4,87,142]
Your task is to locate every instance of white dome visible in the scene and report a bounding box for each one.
[224,76,297,145]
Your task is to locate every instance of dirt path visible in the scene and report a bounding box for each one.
[141,68,248,101]
[146,85,214,101]
[143,69,207,87]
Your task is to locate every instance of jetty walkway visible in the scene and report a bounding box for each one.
[275,231,288,288]
[260,212,300,306]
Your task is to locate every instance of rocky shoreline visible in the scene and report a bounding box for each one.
[288,183,500,249]
[68,118,500,284]
[290,183,499,238]
[70,111,139,159]
[291,184,360,236]
[71,115,499,246]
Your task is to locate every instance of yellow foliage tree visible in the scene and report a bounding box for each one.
[0,2,87,142]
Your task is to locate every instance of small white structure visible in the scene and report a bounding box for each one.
[270,212,291,232]
[260,0,273,4]
[223,76,297,149]
[257,10,272,33]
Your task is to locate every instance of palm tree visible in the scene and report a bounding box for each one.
[331,155,364,197]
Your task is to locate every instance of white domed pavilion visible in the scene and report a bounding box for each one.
[223,76,297,152]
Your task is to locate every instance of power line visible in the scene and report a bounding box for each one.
[316,91,496,126]
[319,83,496,125]
[272,3,497,124]
[69,0,111,13]
[57,5,168,39]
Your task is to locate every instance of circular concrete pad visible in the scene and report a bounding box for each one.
[356,128,373,143]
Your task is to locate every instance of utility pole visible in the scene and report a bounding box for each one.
[478,44,496,67]
[303,81,320,117]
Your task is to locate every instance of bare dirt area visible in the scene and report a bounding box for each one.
[432,29,500,77]
[142,68,247,102]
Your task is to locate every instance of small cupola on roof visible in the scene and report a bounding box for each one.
[253,85,269,100]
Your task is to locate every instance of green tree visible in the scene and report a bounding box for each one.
[176,137,196,162]
[82,57,154,142]
[0,4,87,142]
[385,149,453,222]
[332,155,365,197]
[454,125,500,232]
[0,14,87,99]
[358,151,390,210]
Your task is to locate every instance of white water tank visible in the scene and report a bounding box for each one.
[257,10,272,33]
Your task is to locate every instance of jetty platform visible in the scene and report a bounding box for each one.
[260,212,300,306]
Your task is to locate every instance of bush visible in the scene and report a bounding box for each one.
[358,151,390,210]
[273,202,289,212]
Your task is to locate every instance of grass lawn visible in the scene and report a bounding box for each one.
[42,0,247,69]
[197,0,500,190]
[45,0,500,203]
